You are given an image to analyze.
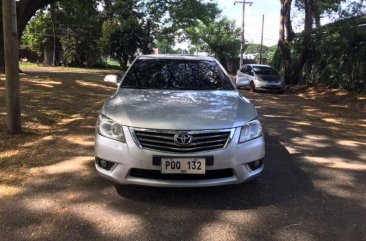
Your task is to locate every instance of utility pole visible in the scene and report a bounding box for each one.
[3,0,22,134]
[259,14,264,64]
[50,4,56,67]
[234,0,253,68]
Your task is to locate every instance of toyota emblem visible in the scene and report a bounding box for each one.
[174,133,192,146]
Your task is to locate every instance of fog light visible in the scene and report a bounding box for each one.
[96,158,115,171]
[247,159,264,171]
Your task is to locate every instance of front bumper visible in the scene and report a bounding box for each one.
[95,126,265,187]
[255,81,285,91]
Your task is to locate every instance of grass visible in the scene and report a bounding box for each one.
[0,67,119,186]
[1,66,365,190]
[19,62,121,74]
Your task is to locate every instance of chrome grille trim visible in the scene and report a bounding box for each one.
[129,127,236,153]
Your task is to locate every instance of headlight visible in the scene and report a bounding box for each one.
[255,76,265,82]
[96,114,125,142]
[239,119,263,143]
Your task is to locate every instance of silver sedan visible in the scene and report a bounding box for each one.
[95,55,265,187]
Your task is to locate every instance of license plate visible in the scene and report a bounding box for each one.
[161,158,206,174]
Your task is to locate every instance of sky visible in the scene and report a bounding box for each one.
[176,0,281,49]
[218,0,281,46]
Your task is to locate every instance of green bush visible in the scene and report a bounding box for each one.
[298,15,366,92]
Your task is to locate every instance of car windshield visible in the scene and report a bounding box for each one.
[253,66,279,76]
[120,59,234,90]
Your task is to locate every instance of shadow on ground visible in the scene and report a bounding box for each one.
[114,134,314,210]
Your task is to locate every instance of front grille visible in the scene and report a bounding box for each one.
[129,168,234,180]
[131,128,233,153]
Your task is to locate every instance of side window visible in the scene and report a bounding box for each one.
[240,66,246,73]
[247,66,254,76]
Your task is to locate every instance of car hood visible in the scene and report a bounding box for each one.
[103,89,258,130]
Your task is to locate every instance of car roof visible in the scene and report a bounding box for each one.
[246,64,273,68]
[139,54,216,61]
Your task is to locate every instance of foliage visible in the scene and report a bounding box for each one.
[21,0,102,66]
[295,0,344,26]
[98,0,147,70]
[186,17,240,62]
[155,40,180,54]
[98,20,119,59]
[145,0,221,43]
[294,0,366,26]
[60,28,78,66]
[245,44,277,61]
[271,48,282,70]
[98,0,221,68]
[22,10,51,56]
[53,0,102,66]
[21,0,222,69]
[338,0,366,18]
[295,15,366,92]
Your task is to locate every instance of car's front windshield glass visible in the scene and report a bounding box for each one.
[253,66,279,76]
[121,59,234,90]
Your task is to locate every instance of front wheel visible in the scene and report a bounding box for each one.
[249,82,256,92]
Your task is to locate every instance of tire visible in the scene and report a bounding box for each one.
[249,82,256,92]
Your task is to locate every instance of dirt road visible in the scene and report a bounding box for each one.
[1,70,365,241]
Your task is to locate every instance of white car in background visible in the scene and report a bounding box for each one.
[236,64,285,93]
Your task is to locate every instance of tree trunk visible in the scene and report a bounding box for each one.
[278,0,293,84]
[50,4,56,66]
[278,0,315,85]
[120,56,128,71]
[278,39,292,84]
[312,0,320,28]
[291,0,314,84]
[3,0,21,133]
[0,4,4,72]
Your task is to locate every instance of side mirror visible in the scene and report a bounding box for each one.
[104,74,118,85]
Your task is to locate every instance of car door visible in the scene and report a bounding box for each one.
[236,65,250,88]
[237,66,246,78]
[246,66,255,81]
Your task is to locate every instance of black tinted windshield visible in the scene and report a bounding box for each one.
[253,66,279,76]
[121,59,234,90]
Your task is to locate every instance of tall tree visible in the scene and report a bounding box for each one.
[278,0,294,84]
[98,0,221,69]
[292,0,314,84]
[186,17,240,63]
[277,0,364,84]
[294,0,366,28]
[3,0,21,134]
[21,0,102,66]
[21,10,51,57]
[278,0,317,84]
[99,0,146,69]
[145,0,221,44]
[50,0,102,66]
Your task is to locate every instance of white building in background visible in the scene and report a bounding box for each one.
[193,52,209,56]
[243,53,258,60]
